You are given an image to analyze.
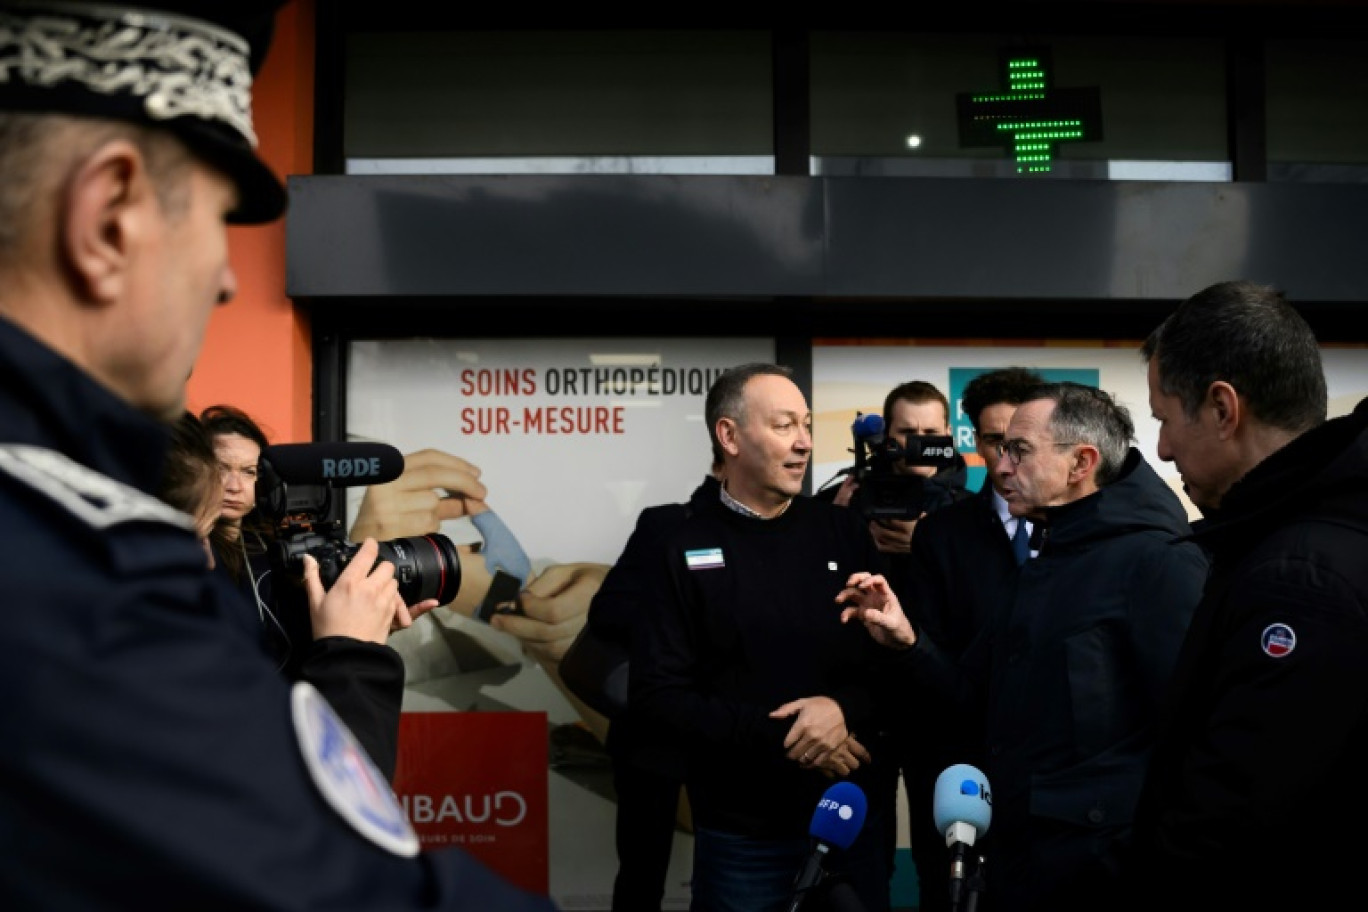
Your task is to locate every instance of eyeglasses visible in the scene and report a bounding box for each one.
[996,439,1078,466]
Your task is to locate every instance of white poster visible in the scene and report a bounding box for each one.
[345,337,773,911]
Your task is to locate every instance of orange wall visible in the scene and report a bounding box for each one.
[187,0,314,445]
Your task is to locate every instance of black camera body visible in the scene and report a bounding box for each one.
[851,413,958,521]
[256,445,462,607]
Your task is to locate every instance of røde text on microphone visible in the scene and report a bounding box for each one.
[258,441,406,487]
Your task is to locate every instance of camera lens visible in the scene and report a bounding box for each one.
[375,533,462,606]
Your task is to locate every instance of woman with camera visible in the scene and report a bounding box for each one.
[198,404,436,780]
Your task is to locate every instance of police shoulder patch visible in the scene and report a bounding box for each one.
[0,444,192,531]
[291,681,420,857]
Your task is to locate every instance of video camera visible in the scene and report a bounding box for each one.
[256,442,462,606]
[850,412,958,521]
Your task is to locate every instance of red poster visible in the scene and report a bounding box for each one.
[394,712,549,894]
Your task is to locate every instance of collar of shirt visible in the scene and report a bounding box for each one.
[991,487,1030,538]
[720,481,789,519]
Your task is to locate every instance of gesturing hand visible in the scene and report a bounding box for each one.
[837,571,917,649]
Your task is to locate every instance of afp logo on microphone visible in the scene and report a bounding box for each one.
[817,794,860,822]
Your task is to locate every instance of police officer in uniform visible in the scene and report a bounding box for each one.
[0,2,555,908]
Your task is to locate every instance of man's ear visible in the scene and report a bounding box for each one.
[1070,444,1100,483]
[1208,381,1241,440]
[61,140,148,306]
[717,417,741,456]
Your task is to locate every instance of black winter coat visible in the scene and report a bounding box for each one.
[1125,398,1368,912]
[894,448,1208,912]
[0,316,554,911]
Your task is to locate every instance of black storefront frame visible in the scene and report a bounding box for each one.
[300,16,1368,445]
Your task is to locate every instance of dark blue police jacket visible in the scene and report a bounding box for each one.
[0,316,557,911]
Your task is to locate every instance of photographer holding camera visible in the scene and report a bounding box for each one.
[818,380,971,905]
[820,380,971,553]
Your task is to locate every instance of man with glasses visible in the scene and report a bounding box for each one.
[839,381,1208,912]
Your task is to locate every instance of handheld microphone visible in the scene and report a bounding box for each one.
[259,442,405,488]
[933,764,992,912]
[933,763,992,847]
[787,781,868,912]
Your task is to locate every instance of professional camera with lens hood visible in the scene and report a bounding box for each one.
[255,442,462,606]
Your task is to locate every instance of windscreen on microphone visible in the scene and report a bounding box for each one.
[810,781,868,851]
[933,763,992,842]
[851,413,885,442]
[259,442,405,488]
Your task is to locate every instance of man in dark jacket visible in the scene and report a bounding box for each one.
[1124,280,1368,912]
[632,362,898,912]
[0,3,553,908]
[568,469,721,911]
[840,381,1208,912]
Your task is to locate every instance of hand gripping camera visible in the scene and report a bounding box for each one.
[256,442,461,606]
[850,412,958,521]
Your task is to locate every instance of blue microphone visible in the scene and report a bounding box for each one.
[933,764,993,912]
[933,763,992,847]
[786,781,868,912]
[851,412,885,443]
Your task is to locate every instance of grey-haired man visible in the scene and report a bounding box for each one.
[0,3,553,907]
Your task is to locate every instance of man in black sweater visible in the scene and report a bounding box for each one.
[631,362,898,912]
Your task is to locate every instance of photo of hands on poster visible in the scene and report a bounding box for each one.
[344,337,773,910]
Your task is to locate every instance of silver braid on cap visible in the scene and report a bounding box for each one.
[0,0,257,146]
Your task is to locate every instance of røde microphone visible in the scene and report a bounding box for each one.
[259,442,405,488]
[787,781,868,912]
[934,764,992,912]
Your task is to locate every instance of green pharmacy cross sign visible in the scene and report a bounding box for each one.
[956,47,1102,173]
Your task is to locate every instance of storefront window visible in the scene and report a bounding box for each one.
[811,32,1229,180]
[345,30,773,175]
[1267,39,1368,183]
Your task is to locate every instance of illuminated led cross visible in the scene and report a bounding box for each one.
[956,47,1103,174]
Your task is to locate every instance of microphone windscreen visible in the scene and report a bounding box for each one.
[809,781,867,850]
[260,442,405,487]
[933,763,992,836]
[851,413,885,440]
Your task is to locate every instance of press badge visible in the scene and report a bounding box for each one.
[291,682,420,856]
[686,548,725,570]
